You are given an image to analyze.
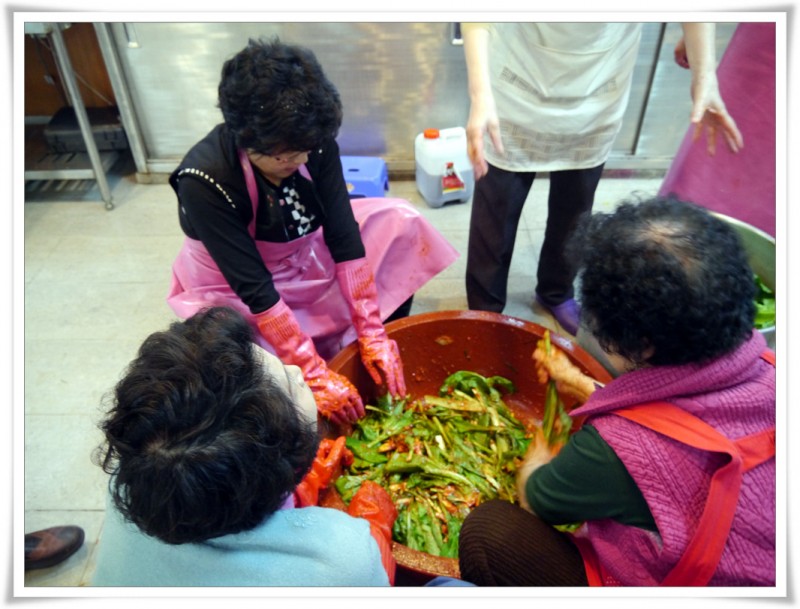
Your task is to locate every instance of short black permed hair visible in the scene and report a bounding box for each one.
[95,306,318,544]
[570,196,757,366]
[218,37,343,154]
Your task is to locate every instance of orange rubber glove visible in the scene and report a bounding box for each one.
[255,299,366,425]
[347,480,399,585]
[336,258,407,398]
[294,436,354,507]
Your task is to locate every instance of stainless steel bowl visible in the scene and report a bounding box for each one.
[711,212,776,349]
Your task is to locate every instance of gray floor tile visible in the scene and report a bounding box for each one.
[24,338,142,416]
[24,413,108,511]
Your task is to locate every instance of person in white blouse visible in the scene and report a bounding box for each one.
[462,22,743,336]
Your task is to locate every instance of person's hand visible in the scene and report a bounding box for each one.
[688,74,744,156]
[254,299,367,426]
[673,36,690,69]
[305,368,366,427]
[678,23,743,155]
[516,427,564,513]
[533,343,596,403]
[466,93,503,180]
[295,436,354,507]
[335,258,407,400]
[357,335,406,399]
[462,22,502,180]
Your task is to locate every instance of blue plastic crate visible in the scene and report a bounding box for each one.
[341,156,388,198]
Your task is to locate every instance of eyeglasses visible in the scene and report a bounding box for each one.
[273,150,311,164]
[249,149,311,164]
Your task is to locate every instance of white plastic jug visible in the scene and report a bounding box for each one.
[415,127,474,208]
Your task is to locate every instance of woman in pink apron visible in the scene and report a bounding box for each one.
[166,38,458,427]
[457,197,776,587]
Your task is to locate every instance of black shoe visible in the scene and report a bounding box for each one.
[25,525,85,570]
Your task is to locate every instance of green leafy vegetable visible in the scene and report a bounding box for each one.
[540,330,573,446]
[338,370,532,558]
[753,273,776,330]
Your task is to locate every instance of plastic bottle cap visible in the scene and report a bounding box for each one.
[423,128,440,139]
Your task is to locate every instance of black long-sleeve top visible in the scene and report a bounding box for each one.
[170,124,365,314]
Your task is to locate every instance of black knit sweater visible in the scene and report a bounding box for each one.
[170,124,365,314]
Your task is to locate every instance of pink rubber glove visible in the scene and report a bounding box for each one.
[255,299,366,425]
[336,258,407,398]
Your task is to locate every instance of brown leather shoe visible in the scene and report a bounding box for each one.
[25,525,85,571]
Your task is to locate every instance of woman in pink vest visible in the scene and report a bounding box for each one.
[458,196,776,587]
[166,38,458,427]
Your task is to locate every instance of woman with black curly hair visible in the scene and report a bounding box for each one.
[458,197,776,587]
[91,307,399,586]
[166,38,458,428]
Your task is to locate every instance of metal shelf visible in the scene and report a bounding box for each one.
[24,151,119,181]
[25,126,119,181]
[24,23,116,210]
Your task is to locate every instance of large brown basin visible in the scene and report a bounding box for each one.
[326,310,614,584]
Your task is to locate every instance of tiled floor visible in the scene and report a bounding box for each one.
[20,153,663,589]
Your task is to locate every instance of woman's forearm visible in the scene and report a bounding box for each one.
[461,23,492,102]
[680,22,717,79]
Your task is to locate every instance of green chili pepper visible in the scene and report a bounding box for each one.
[540,329,574,446]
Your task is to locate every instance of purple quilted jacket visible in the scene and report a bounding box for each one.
[569,330,776,586]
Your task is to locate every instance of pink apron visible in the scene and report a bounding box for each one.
[166,156,459,359]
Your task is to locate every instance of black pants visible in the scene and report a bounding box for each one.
[465,163,604,312]
[458,499,588,586]
[385,296,413,323]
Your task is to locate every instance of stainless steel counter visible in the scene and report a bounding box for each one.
[95,20,737,178]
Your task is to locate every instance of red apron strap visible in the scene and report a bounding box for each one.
[584,353,775,587]
[614,403,775,586]
[738,350,775,472]
[614,403,742,586]
[737,427,776,472]
[570,535,606,586]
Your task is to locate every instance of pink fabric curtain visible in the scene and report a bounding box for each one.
[659,22,776,237]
